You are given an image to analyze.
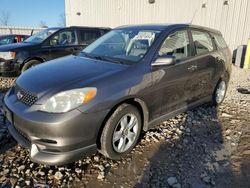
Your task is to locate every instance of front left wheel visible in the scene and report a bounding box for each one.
[99,103,142,159]
[21,60,41,73]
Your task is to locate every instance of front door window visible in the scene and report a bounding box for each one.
[50,30,77,46]
[158,30,191,60]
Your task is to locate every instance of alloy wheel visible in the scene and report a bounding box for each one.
[216,80,226,103]
[112,114,139,153]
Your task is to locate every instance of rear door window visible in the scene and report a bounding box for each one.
[158,30,191,60]
[79,29,101,45]
[191,30,214,55]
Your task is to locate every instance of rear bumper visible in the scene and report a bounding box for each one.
[0,60,19,77]
[3,89,109,165]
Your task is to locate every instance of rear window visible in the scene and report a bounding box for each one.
[79,29,101,45]
[191,30,214,55]
[211,33,227,49]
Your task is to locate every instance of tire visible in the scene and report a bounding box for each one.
[99,103,142,159]
[21,60,41,73]
[211,78,228,106]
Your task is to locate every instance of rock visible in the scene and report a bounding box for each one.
[242,149,250,155]
[200,172,208,178]
[225,129,232,135]
[173,183,182,188]
[25,180,30,186]
[75,177,81,182]
[221,113,233,118]
[25,169,30,174]
[202,176,211,184]
[2,169,9,175]
[39,171,45,176]
[0,176,6,183]
[54,171,63,180]
[98,165,105,172]
[94,156,100,162]
[75,168,82,174]
[17,165,25,172]
[97,172,105,180]
[29,163,34,169]
[58,167,65,171]
[167,176,178,186]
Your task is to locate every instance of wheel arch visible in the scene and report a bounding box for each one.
[21,57,46,69]
[96,97,149,149]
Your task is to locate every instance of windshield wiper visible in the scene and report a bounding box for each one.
[97,56,123,64]
[80,52,98,59]
[80,52,123,64]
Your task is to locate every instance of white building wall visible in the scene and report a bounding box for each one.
[65,0,250,51]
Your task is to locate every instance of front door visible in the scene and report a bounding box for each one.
[46,29,80,60]
[151,29,196,117]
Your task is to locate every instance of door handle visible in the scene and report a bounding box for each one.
[188,65,197,71]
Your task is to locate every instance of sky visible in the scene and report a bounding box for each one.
[0,0,65,28]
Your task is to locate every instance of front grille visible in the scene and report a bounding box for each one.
[15,85,38,106]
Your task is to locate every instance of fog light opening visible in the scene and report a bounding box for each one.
[37,138,57,144]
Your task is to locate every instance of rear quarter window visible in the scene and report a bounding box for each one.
[211,33,228,49]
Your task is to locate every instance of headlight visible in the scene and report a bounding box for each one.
[0,52,16,60]
[40,87,97,113]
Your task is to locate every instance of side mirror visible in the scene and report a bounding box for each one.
[152,55,176,67]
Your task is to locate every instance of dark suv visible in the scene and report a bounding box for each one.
[0,26,110,76]
[3,24,232,165]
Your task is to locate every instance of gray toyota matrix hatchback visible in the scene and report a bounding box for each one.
[3,24,232,165]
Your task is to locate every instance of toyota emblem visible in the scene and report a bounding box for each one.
[17,91,24,100]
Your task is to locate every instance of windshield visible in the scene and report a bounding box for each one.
[24,28,59,43]
[82,29,161,64]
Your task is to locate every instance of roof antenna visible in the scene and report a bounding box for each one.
[190,8,198,24]
[190,1,207,24]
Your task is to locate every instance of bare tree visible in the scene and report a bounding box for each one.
[0,10,11,26]
[39,20,48,28]
[58,13,66,27]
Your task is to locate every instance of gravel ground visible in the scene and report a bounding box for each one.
[0,65,249,188]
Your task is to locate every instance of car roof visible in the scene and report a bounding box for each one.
[0,34,29,38]
[43,26,110,31]
[115,23,221,34]
[69,26,111,30]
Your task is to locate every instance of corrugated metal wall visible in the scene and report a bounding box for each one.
[0,26,42,35]
[65,0,250,51]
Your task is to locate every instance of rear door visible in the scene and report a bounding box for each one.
[78,29,102,49]
[189,29,217,101]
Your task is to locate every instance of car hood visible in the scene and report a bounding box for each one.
[16,55,128,94]
[0,42,37,52]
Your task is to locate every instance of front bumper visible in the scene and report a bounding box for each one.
[3,90,109,165]
[0,60,19,77]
